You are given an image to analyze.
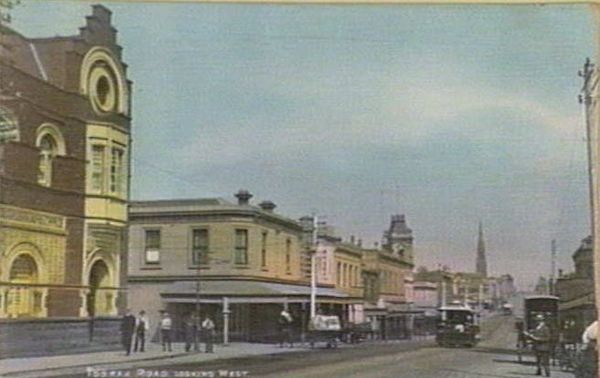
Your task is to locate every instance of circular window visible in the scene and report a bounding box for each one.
[96,76,110,106]
[89,64,117,113]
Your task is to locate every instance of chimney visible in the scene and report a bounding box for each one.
[234,189,253,205]
[350,235,355,244]
[259,201,276,212]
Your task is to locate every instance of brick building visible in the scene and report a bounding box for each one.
[555,236,596,340]
[0,5,131,356]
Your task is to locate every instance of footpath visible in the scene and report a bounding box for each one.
[0,338,431,378]
[0,341,304,378]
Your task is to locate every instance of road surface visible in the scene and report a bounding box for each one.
[54,311,573,378]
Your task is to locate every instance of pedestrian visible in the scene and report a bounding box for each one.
[183,313,196,352]
[160,311,173,352]
[120,309,136,356]
[134,310,149,352]
[202,315,215,353]
[278,309,293,347]
[525,314,551,377]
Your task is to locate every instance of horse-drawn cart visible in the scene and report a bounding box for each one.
[307,315,343,349]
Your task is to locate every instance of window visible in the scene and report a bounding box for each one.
[234,229,248,265]
[285,238,291,273]
[110,148,124,195]
[38,134,57,187]
[261,231,267,268]
[192,229,209,265]
[7,255,38,317]
[337,262,341,286]
[144,230,161,264]
[0,107,18,143]
[91,145,105,192]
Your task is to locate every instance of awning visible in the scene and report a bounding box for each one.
[160,280,360,304]
[559,293,595,311]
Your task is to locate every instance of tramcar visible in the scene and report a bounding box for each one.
[436,306,480,347]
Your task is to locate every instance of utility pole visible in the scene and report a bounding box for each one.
[550,239,556,296]
[308,214,327,319]
[194,259,201,351]
[578,61,600,378]
[580,58,596,241]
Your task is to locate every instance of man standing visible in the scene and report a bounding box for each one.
[202,315,215,353]
[134,310,149,352]
[526,314,551,377]
[160,311,173,352]
[183,313,196,352]
[120,309,136,356]
[278,309,293,348]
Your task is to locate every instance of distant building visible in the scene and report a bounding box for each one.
[555,235,595,338]
[304,214,416,339]
[0,5,131,357]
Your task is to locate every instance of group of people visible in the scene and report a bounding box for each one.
[120,309,216,355]
[121,309,150,356]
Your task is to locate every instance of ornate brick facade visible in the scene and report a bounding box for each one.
[0,4,131,355]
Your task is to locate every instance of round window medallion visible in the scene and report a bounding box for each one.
[89,65,117,113]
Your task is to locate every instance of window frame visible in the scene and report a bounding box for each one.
[90,144,106,193]
[234,229,249,265]
[143,228,161,265]
[110,146,125,196]
[191,228,210,266]
[260,231,268,269]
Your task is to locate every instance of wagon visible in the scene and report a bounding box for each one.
[307,315,343,349]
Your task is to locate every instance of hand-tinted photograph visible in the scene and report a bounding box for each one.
[0,1,598,377]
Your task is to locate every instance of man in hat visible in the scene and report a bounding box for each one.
[525,314,552,377]
[120,309,136,356]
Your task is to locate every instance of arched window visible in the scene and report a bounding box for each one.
[37,134,57,186]
[7,255,40,318]
[35,124,66,187]
[0,107,19,143]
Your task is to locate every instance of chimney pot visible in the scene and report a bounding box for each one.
[259,200,276,212]
[234,189,253,205]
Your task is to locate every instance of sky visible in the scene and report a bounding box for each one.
[10,1,596,290]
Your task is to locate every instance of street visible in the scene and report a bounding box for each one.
[48,314,572,378]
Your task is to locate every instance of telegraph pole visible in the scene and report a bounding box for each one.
[550,239,556,296]
[194,259,201,351]
[580,58,595,241]
[579,57,600,378]
[308,214,327,319]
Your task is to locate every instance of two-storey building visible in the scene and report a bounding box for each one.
[128,191,348,342]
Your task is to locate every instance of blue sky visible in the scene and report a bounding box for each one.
[12,1,595,289]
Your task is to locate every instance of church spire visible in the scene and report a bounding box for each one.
[476,221,487,277]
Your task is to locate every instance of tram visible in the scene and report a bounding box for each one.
[436,306,480,347]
